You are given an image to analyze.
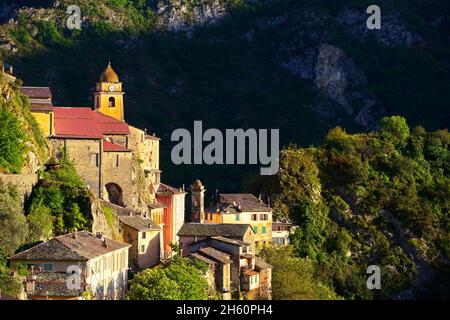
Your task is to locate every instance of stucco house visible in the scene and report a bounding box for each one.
[9,231,130,300]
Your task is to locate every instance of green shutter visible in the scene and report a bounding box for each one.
[262,226,266,234]
[253,226,258,234]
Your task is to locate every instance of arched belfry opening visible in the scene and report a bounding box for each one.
[108,97,115,107]
[105,183,123,206]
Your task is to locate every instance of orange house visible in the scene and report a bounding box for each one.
[156,183,186,258]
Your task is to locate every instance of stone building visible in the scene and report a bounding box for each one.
[191,180,273,249]
[99,201,163,271]
[118,214,162,270]
[177,223,255,254]
[19,63,186,263]
[178,223,272,300]
[19,86,54,137]
[9,231,130,300]
[272,220,297,245]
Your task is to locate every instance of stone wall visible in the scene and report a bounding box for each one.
[102,151,134,208]
[90,199,122,241]
[50,138,102,198]
[0,173,38,205]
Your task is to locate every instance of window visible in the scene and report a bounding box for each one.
[262,226,267,234]
[260,214,268,220]
[108,97,115,107]
[91,153,99,167]
[140,245,145,253]
[43,263,53,272]
[115,154,119,167]
[142,232,146,239]
[253,226,258,234]
[235,214,240,221]
[251,214,257,221]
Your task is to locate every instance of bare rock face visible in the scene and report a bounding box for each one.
[337,8,423,48]
[314,44,352,113]
[0,32,16,52]
[157,0,229,31]
[267,9,385,129]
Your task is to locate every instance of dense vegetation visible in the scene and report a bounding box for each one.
[264,116,449,299]
[259,245,341,300]
[1,0,449,192]
[0,0,448,300]
[127,257,209,300]
[0,71,47,173]
[27,151,92,238]
[0,183,28,297]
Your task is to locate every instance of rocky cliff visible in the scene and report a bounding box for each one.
[0,0,448,192]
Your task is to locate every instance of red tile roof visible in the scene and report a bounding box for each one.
[157,183,186,195]
[93,112,129,135]
[53,107,103,139]
[53,108,130,139]
[103,140,130,152]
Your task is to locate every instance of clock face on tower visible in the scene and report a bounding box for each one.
[108,85,116,92]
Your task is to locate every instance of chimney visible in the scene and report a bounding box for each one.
[96,232,102,239]
[102,238,107,247]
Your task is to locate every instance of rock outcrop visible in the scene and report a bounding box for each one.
[156,0,229,31]
[337,8,423,48]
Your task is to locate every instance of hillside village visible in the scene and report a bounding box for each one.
[0,63,296,300]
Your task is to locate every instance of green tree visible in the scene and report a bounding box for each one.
[259,246,340,300]
[27,203,53,242]
[128,257,209,300]
[380,116,410,148]
[28,151,91,235]
[0,108,26,173]
[0,184,28,255]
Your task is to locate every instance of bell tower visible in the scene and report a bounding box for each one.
[94,62,125,121]
[191,179,205,223]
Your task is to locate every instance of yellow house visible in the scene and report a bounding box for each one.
[119,214,162,270]
[19,86,55,137]
[9,231,130,300]
[190,182,273,249]
[215,194,272,249]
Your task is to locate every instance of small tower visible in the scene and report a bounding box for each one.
[93,62,125,121]
[191,179,205,223]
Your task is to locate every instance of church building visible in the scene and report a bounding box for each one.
[20,63,185,259]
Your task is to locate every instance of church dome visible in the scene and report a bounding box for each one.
[192,179,203,189]
[100,63,119,83]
